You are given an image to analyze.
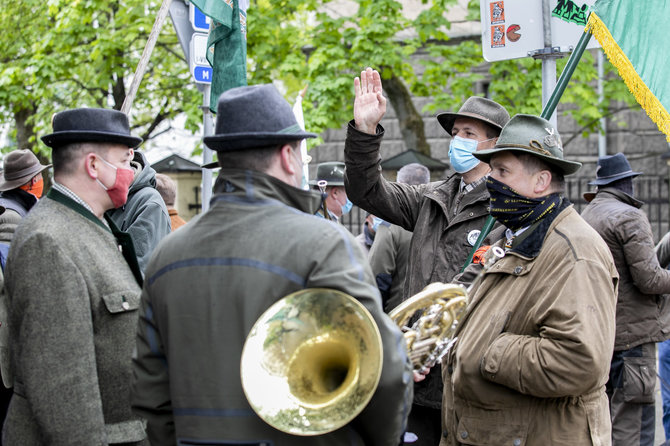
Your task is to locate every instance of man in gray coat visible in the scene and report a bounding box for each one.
[345,67,509,445]
[582,152,670,446]
[132,84,413,446]
[2,108,146,445]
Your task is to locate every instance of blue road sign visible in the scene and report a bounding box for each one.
[190,4,210,32]
[193,66,213,83]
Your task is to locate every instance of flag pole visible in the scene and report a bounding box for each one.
[461,25,593,273]
[121,0,174,114]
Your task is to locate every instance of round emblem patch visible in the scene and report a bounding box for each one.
[467,229,481,246]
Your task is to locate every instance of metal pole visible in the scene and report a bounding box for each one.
[541,29,592,119]
[597,49,607,157]
[201,84,214,212]
[541,0,558,129]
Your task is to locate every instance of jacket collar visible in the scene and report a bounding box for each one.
[508,196,571,259]
[211,169,324,215]
[593,187,643,209]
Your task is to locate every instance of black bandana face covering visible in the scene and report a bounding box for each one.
[486,176,562,231]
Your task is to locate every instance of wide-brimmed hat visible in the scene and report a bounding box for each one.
[473,114,582,175]
[436,96,510,136]
[588,153,641,185]
[41,108,143,148]
[204,84,317,151]
[309,161,345,187]
[0,149,51,191]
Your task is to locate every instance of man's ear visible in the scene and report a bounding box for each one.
[534,170,553,195]
[278,144,298,176]
[84,153,100,180]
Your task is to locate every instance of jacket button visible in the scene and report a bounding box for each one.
[514,266,523,274]
[460,431,468,439]
[469,212,474,216]
[442,431,449,438]
[513,439,521,446]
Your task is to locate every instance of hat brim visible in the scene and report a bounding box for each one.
[204,132,317,151]
[41,131,143,149]
[308,179,344,187]
[201,161,220,169]
[0,164,51,191]
[473,146,583,175]
[588,171,641,186]
[436,112,505,136]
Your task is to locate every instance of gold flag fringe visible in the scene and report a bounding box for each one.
[587,13,670,142]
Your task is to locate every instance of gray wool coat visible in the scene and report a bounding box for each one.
[2,189,147,445]
[132,169,413,446]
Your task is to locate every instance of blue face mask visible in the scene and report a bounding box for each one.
[372,217,384,232]
[448,136,494,174]
[341,198,353,215]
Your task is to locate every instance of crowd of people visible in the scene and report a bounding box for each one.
[0,66,668,446]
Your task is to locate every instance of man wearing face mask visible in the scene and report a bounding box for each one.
[2,108,147,445]
[310,161,353,223]
[441,114,617,445]
[0,149,51,244]
[344,67,509,445]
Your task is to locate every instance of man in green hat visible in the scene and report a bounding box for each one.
[309,161,352,222]
[438,114,619,445]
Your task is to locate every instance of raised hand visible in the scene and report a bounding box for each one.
[354,67,387,135]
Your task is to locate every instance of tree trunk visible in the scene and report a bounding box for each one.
[382,74,431,156]
[14,105,37,151]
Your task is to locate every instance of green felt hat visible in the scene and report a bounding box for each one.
[473,114,582,175]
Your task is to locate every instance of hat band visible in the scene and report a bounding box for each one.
[496,143,553,158]
[596,169,635,179]
[277,124,302,134]
[5,164,41,181]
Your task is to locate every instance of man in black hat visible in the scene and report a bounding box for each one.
[310,161,352,222]
[581,152,670,446]
[344,67,510,445]
[439,114,618,445]
[2,108,146,444]
[0,149,51,244]
[132,83,413,446]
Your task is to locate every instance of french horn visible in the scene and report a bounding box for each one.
[240,288,382,436]
[388,282,468,374]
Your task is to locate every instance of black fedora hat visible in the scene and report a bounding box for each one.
[436,96,510,136]
[204,84,317,151]
[588,153,641,186]
[41,108,143,149]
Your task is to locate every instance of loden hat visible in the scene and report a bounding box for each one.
[588,153,641,186]
[436,96,510,136]
[309,161,345,187]
[41,108,143,149]
[204,84,317,151]
[0,149,51,191]
[473,114,582,175]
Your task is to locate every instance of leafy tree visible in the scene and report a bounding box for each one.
[0,0,202,163]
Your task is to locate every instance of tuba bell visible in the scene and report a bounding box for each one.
[388,282,468,374]
[240,288,383,436]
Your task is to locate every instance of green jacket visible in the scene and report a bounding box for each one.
[3,189,146,445]
[132,169,413,446]
[368,223,412,312]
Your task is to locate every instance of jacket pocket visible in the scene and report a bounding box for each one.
[622,356,655,403]
[105,419,147,443]
[456,415,526,445]
[102,290,140,314]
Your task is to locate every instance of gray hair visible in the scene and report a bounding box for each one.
[397,163,430,185]
[155,173,177,207]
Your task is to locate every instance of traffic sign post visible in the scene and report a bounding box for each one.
[169,0,215,212]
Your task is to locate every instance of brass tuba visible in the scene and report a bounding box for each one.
[240,288,383,436]
[388,282,468,374]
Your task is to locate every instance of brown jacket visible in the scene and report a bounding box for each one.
[581,188,670,350]
[442,205,618,446]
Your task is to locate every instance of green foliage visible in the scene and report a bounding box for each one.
[0,0,202,156]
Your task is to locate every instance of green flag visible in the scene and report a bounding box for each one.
[190,0,247,112]
[587,0,670,141]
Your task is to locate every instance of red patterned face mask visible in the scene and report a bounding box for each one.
[96,156,134,208]
[20,177,44,199]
